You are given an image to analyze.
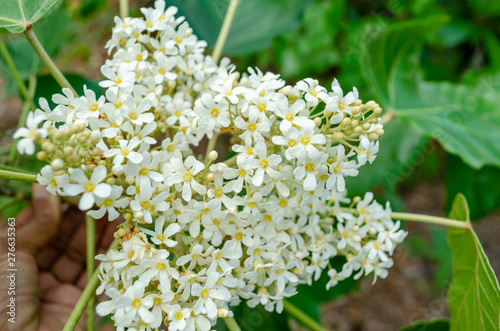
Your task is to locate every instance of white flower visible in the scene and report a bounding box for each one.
[64,165,112,210]
[142,215,180,246]
[164,155,206,201]
[104,137,143,165]
[192,272,227,318]
[99,63,136,89]
[121,97,154,125]
[13,112,47,155]
[296,78,326,107]
[326,145,359,192]
[37,165,69,195]
[88,185,128,221]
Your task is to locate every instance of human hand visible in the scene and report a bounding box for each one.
[0,184,120,331]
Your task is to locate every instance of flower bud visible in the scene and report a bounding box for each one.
[207,173,215,181]
[90,131,101,144]
[134,211,144,219]
[51,159,64,171]
[353,196,361,204]
[354,126,363,133]
[314,117,322,127]
[125,176,135,184]
[106,177,116,185]
[37,151,47,161]
[341,118,351,127]
[217,308,229,318]
[278,85,292,96]
[374,107,383,116]
[368,133,378,141]
[376,128,385,136]
[208,150,218,161]
[333,132,344,141]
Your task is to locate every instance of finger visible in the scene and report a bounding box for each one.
[36,206,84,271]
[0,252,39,331]
[17,184,61,255]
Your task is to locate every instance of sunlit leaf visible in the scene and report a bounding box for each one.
[399,319,449,331]
[447,194,500,331]
[0,0,62,33]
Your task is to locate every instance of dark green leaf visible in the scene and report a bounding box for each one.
[166,0,312,56]
[446,155,500,220]
[0,0,62,33]
[447,194,500,331]
[361,18,500,169]
[399,319,449,331]
[233,302,291,331]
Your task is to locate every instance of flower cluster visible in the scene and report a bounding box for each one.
[14,2,407,330]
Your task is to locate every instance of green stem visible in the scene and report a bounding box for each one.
[23,27,78,96]
[379,109,395,125]
[283,300,328,331]
[85,214,96,331]
[63,239,120,331]
[10,71,37,165]
[0,164,36,174]
[205,132,219,163]
[212,0,240,63]
[0,169,38,183]
[224,316,242,331]
[340,207,471,229]
[120,0,129,19]
[0,38,36,110]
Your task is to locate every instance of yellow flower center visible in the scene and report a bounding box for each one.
[128,251,135,259]
[338,101,345,110]
[114,101,122,109]
[158,68,166,75]
[157,234,165,241]
[114,77,122,85]
[141,201,150,210]
[248,201,257,208]
[301,136,310,145]
[257,103,266,112]
[183,171,193,182]
[49,178,57,187]
[288,139,298,147]
[333,164,341,174]
[132,298,142,308]
[305,162,314,172]
[279,199,287,208]
[238,169,247,176]
[84,182,95,193]
[167,144,175,152]
[175,37,182,44]
[211,108,219,117]
[154,297,162,306]
[139,167,149,176]
[200,288,209,299]
[103,198,113,207]
[175,110,182,117]
[310,90,317,97]
[214,188,223,198]
[146,22,153,28]
[285,113,294,121]
[129,112,138,120]
[157,262,166,270]
[235,232,243,240]
[260,159,269,169]
[121,148,130,156]
[248,123,256,131]
[246,148,253,155]
[90,104,98,112]
[175,312,183,320]
[136,54,143,62]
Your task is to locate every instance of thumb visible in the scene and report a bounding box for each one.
[16,184,61,255]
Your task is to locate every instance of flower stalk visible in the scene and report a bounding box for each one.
[223,316,242,331]
[0,169,38,183]
[86,214,96,331]
[212,0,240,63]
[23,26,78,96]
[283,300,328,331]
[63,239,120,331]
[340,207,471,229]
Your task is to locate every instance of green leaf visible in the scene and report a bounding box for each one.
[399,319,449,331]
[233,302,291,331]
[166,0,312,56]
[0,0,62,33]
[446,155,500,220]
[361,18,500,169]
[447,194,500,331]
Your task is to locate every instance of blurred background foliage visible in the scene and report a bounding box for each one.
[1,0,500,330]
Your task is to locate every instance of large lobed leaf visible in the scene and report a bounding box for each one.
[0,0,62,33]
[447,194,500,331]
[166,0,312,56]
[360,17,500,169]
